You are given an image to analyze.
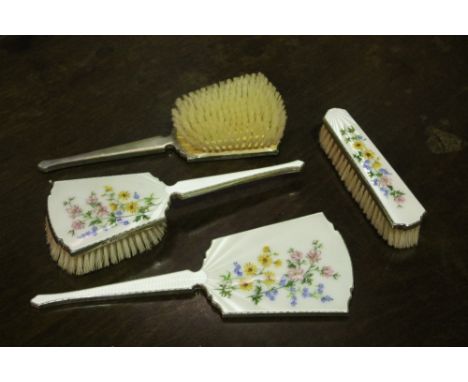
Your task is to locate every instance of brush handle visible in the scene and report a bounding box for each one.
[168,160,304,199]
[31,270,206,308]
[37,135,175,172]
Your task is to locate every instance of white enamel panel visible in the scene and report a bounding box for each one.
[324,108,426,228]
[203,213,353,316]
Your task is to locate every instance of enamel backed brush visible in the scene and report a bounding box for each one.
[319,108,425,248]
[33,213,354,316]
[46,160,304,275]
[38,73,287,172]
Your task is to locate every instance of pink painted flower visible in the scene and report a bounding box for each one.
[321,266,335,278]
[66,205,82,219]
[395,195,405,204]
[96,205,109,217]
[307,250,322,263]
[87,194,98,204]
[290,250,304,261]
[380,176,391,187]
[71,220,85,230]
[287,268,304,281]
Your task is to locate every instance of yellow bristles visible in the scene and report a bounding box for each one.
[319,125,420,249]
[172,73,286,156]
[46,218,167,275]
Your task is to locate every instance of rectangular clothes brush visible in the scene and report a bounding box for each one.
[32,213,354,316]
[319,108,425,248]
[46,160,304,275]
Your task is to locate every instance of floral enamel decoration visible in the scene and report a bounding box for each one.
[63,186,159,238]
[339,126,405,206]
[217,241,340,306]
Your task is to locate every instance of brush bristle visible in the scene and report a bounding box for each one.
[45,218,167,275]
[171,73,286,156]
[319,125,420,249]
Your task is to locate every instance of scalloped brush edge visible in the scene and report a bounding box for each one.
[319,126,420,249]
[45,218,167,275]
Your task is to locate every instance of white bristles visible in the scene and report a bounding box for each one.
[46,218,167,275]
[172,73,286,156]
[319,125,420,249]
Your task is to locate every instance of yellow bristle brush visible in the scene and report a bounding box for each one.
[319,108,425,248]
[38,73,287,172]
[45,160,304,275]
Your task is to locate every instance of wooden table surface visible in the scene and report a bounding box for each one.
[0,36,467,346]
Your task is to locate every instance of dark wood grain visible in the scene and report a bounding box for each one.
[0,36,467,346]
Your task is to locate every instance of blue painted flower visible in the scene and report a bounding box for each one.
[290,296,298,306]
[317,283,324,294]
[280,276,288,287]
[379,168,390,175]
[363,159,371,170]
[372,178,379,186]
[123,220,130,225]
[116,210,123,216]
[302,287,311,298]
[380,187,389,197]
[133,192,140,200]
[79,230,94,238]
[265,289,278,301]
[321,295,334,303]
[233,262,243,276]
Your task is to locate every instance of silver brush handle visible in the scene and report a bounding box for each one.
[31,270,206,308]
[168,160,304,199]
[38,135,175,172]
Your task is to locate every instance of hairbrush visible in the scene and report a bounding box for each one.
[33,213,353,316]
[38,73,286,172]
[319,108,425,248]
[46,160,304,275]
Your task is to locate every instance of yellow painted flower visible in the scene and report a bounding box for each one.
[353,141,365,151]
[263,271,276,286]
[243,262,258,276]
[125,201,139,214]
[258,253,272,268]
[238,278,254,291]
[109,203,118,212]
[372,160,382,170]
[363,149,376,160]
[118,191,130,201]
[274,259,282,268]
[104,185,113,192]
[262,245,271,253]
